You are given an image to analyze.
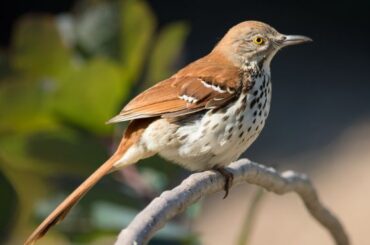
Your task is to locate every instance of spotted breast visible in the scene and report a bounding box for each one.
[155,62,272,171]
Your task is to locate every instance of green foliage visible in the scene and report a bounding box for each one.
[0,79,57,133]
[10,15,72,79]
[0,0,190,243]
[0,171,17,241]
[120,0,155,81]
[53,58,127,134]
[0,129,107,175]
[146,22,189,85]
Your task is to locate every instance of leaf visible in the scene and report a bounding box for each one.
[0,78,58,133]
[10,15,72,79]
[145,22,189,85]
[1,166,69,244]
[0,161,49,244]
[91,201,137,230]
[53,58,129,135]
[120,0,156,82]
[0,128,107,176]
[185,202,202,220]
[140,167,168,192]
[0,170,17,243]
[91,202,190,240]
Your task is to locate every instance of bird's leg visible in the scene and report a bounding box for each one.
[213,167,234,199]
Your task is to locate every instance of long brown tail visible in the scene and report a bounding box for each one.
[24,119,153,245]
[24,154,120,245]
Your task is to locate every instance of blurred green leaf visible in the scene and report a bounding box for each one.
[120,0,156,82]
[91,201,190,240]
[91,201,137,230]
[155,223,191,241]
[185,202,202,220]
[10,15,72,78]
[0,79,58,133]
[0,170,17,243]
[0,162,49,244]
[0,129,107,175]
[146,22,189,85]
[140,167,168,192]
[53,58,128,135]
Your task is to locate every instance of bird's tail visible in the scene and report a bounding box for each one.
[24,153,120,245]
[24,119,153,245]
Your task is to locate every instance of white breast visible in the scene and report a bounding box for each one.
[157,71,272,171]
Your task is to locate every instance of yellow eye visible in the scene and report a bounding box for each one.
[253,36,265,45]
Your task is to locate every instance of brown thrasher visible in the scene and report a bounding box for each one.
[25,20,311,244]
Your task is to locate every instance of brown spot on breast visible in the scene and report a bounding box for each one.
[263,100,267,109]
[250,99,257,108]
[179,134,188,141]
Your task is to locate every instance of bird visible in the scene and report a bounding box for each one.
[25,20,311,245]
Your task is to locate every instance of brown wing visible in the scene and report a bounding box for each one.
[107,52,244,123]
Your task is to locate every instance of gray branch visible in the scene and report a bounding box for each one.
[115,159,350,245]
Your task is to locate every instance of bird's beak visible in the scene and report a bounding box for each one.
[281,35,312,46]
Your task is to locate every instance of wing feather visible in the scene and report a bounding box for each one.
[107,53,247,123]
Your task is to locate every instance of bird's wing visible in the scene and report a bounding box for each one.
[107,54,246,123]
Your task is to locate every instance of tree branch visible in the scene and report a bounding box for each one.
[115,159,350,245]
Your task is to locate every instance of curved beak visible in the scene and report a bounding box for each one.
[281,35,312,46]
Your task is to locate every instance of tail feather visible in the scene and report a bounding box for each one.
[24,118,154,245]
[24,154,120,245]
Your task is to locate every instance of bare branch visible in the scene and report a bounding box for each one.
[115,159,350,245]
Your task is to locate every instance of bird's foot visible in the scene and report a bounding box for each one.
[214,167,234,199]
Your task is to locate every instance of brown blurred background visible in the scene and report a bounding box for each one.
[0,0,369,244]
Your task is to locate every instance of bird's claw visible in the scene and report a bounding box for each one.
[214,167,234,199]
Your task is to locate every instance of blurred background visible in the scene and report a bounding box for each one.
[0,0,369,244]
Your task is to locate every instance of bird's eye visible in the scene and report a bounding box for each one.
[253,36,265,45]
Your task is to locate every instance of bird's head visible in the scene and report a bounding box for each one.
[213,21,312,70]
